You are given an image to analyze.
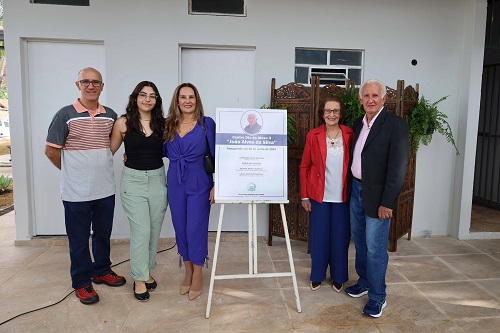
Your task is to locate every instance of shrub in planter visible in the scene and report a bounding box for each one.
[0,175,12,192]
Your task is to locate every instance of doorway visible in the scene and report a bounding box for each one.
[471,0,500,233]
[27,40,105,235]
[180,46,262,233]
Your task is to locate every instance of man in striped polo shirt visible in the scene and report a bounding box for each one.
[45,67,126,305]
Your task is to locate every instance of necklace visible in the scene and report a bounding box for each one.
[326,128,340,140]
[326,136,343,150]
[326,128,342,149]
[140,119,151,121]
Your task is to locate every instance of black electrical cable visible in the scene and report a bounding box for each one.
[0,242,177,327]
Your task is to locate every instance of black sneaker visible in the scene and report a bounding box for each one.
[345,284,369,297]
[363,299,387,318]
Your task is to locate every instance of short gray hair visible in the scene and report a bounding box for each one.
[359,79,387,99]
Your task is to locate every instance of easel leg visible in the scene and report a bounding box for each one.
[280,203,302,313]
[206,204,225,319]
[247,203,258,274]
[252,203,258,274]
[248,204,252,274]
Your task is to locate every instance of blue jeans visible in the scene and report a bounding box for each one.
[63,195,115,289]
[350,179,390,302]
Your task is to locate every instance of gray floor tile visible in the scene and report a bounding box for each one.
[440,254,500,279]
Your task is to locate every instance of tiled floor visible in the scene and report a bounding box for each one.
[470,203,500,232]
[1,211,500,332]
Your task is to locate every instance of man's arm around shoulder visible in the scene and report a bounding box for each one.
[45,145,62,170]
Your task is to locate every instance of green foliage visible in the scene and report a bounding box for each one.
[0,84,7,99]
[408,95,459,155]
[286,113,297,144]
[334,86,364,128]
[0,174,12,192]
[260,104,296,144]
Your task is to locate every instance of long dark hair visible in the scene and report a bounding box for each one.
[164,83,204,141]
[123,81,165,138]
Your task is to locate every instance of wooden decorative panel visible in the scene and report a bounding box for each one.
[388,80,419,251]
[400,84,419,118]
[390,152,416,251]
[318,83,345,101]
[385,85,398,114]
[269,79,313,245]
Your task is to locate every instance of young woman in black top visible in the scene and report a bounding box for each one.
[110,81,167,301]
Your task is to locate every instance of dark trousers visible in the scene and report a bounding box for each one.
[63,195,115,289]
[309,199,350,284]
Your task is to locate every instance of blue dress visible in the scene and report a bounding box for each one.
[162,117,215,266]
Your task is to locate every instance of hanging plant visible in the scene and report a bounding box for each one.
[408,95,459,155]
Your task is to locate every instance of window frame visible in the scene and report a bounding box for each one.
[188,0,247,17]
[295,48,364,87]
[30,0,90,5]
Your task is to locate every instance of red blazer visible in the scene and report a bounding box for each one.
[300,124,353,203]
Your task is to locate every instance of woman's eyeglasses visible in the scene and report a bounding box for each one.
[138,92,158,100]
[323,109,341,115]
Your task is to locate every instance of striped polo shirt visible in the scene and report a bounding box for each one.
[46,99,117,202]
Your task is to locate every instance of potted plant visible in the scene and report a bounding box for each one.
[336,85,364,128]
[261,104,296,144]
[408,95,459,155]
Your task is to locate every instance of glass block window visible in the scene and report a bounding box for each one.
[31,0,89,5]
[295,48,364,87]
[189,0,246,16]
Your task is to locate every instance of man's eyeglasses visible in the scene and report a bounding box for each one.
[138,92,158,100]
[323,109,341,115]
[78,80,103,87]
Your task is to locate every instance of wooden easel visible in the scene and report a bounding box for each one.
[205,201,302,318]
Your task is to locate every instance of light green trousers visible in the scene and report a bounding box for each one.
[120,165,168,281]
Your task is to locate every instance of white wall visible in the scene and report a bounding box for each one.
[4,0,488,240]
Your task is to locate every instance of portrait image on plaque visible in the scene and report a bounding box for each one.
[241,110,263,135]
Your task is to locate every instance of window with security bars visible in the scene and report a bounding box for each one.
[189,0,246,16]
[31,0,89,5]
[295,48,363,87]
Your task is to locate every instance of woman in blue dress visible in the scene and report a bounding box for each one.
[163,83,215,301]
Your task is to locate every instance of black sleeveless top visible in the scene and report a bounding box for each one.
[124,132,164,170]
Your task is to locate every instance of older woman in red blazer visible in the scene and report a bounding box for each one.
[300,96,353,292]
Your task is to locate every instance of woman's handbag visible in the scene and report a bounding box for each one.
[203,117,215,174]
